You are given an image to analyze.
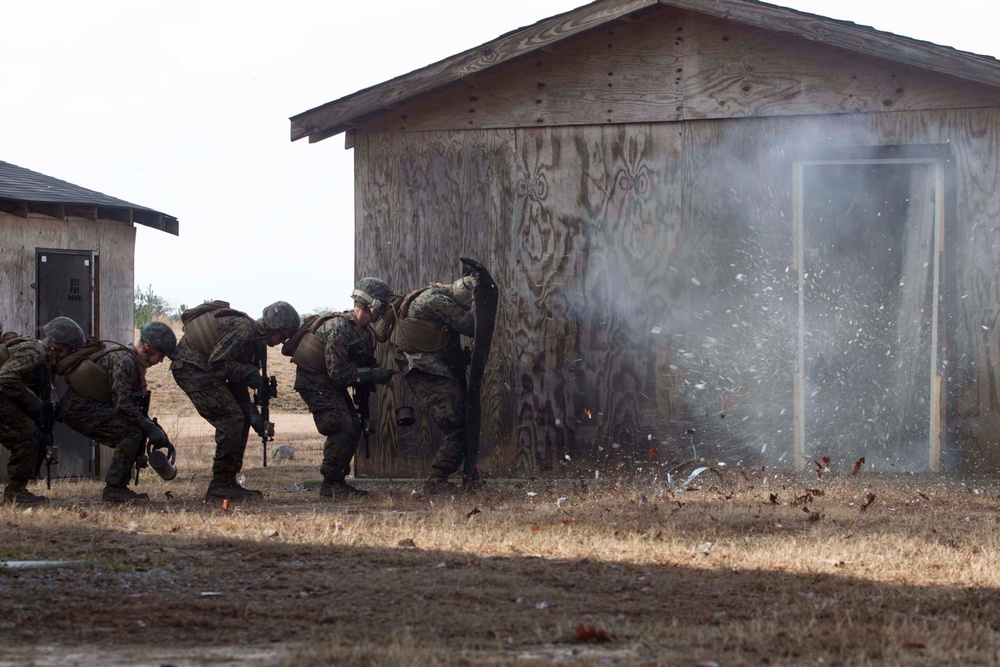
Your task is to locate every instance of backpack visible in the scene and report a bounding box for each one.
[180,301,252,357]
[57,337,130,404]
[282,313,345,375]
[0,332,33,367]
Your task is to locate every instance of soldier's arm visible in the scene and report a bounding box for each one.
[324,320,361,387]
[106,353,144,425]
[431,296,476,338]
[0,344,45,398]
[207,318,258,382]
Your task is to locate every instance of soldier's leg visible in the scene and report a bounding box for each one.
[0,400,46,504]
[301,390,365,498]
[406,371,467,474]
[181,384,247,475]
[228,383,253,473]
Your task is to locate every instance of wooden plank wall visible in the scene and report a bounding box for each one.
[0,212,136,478]
[355,107,1000,476]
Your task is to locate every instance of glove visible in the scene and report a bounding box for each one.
[142,418,169,448]
[242,364,263,389]
[464,273,479,289]
[19,387,44,424]
[356,367,394,385]
[250,409,267,437]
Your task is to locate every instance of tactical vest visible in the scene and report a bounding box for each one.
[0,332,32,367]
[180,301,252,358]
[59,339,132,404]
[390,287,451,354]
[283,313,348,375]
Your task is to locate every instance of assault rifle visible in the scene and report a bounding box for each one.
[346,338,378,458]
[253,340,277,467]
[34,365,58,489]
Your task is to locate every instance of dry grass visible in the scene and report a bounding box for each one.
[3,419,1000,666]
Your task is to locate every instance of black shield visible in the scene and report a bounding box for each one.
[460,257,498,487]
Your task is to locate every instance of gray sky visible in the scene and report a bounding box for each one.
[1,0,996,319]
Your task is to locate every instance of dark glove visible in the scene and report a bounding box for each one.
[356,367,394,385]
[19,387,44,424]
[242,364,263,389]
[142,418,169,448]
[250,409,267,437]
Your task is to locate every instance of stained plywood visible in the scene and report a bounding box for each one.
[359,8,1000,136]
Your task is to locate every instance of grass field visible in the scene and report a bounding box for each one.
[3,330,1000,665]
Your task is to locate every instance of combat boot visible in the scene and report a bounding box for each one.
[2,481,49,506]
[205,473,264,501]
[423,469,457,495]
[102,485,150,504]
[319,479,369,499]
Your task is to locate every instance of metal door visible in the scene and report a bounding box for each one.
[35,249,96,478]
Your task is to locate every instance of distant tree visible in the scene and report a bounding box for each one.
[134,284,172,328]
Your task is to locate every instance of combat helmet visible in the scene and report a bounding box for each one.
[262,301,301,340]
[42,316,85,351]
[139,321,177,357]
[351,278,393,318]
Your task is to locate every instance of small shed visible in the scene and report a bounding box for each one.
[291,0,1000,476]
[0,159,178,481]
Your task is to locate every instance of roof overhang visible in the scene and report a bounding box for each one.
[290,0,1000,144]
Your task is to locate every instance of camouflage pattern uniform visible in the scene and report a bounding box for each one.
[293,313,372,483]
[0,339,51,485]
[393,285,475,475]
[170,315,262,476]
[58,346,146,490]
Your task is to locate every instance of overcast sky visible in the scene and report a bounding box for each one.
[1,0,996,321]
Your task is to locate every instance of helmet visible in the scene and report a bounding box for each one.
[42,317,85,351]
[139,321,177,357]
[351,278,393,316]
[451,276,475,309]
[262,301,301,339]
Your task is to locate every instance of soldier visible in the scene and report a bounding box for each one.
[58,322,177,503]
[389,275,476,494]
[0,317,85,504]
[282,278,394,499]
[171,300,300,500]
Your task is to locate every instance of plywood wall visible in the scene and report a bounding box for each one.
[354,107,1000,476]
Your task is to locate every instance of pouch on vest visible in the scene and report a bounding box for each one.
[55,337,107,377]
[284,314,344,375]
[62,342,129,404]
[390,288,450,354]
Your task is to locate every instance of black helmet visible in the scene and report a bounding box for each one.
[139,321,177,357]
[351,278,392,316]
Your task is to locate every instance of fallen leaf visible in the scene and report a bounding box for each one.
[221,499,231,513]
[562,518,575,525]
[466,507,481,519]
[531,525,541,532]
[648,447,659,461]
[164,491,174,500]
[574,622,614,642]
[769,493,779,505]
[861,493,876,512]
[852,457,865,476]
[918,492,930,501]
[397,538,417,549]
[410,490,425,502]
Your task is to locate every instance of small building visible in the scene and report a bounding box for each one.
[291,0,1000,476]
[0,159,178,481]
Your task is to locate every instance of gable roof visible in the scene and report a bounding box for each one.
[290,0,1000,144]
[0,160,178,235]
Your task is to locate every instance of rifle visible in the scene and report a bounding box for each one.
[135,391,177,484]
[34,365,58,489]
[253,340,277,467]
[346,338,378,459]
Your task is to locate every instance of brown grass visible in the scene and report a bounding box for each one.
[3,420,1000,666]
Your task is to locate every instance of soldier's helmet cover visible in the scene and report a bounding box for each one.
[451,276,475,309]
[42,317,85,351]
[262,301,301,339]
[351,278,393,315]
[140,321,177,357]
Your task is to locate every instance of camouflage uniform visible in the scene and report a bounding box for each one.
[58,346,146,489]
[0,339,50,485]
[170,315,262,476]
[393,285,475,475]
[293,313,371,483]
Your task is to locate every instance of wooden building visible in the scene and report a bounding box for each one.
[291,0,1000,476]
[0,159,177,481]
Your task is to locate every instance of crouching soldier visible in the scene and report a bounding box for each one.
[58,322,176,503]
[171,300,300,500]
[0,317,85,504]
[390,276,476,494]
[282,278,394,499]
